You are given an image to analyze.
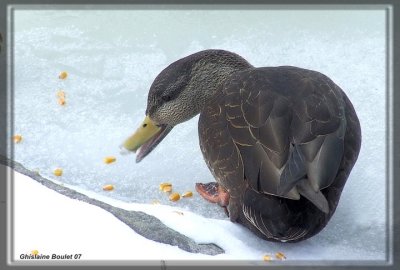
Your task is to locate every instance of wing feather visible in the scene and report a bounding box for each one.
[222,67,346,209]
[200,66,347,216]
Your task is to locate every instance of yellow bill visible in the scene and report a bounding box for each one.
[122,115,161,152]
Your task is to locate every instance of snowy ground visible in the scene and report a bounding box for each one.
[11,166,386,264]
[8,8,388,263]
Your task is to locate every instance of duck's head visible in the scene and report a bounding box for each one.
[121,49,251,162]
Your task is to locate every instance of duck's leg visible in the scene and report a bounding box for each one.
[195,182,230,215]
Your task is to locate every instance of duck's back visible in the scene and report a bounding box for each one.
[198,66,361,242]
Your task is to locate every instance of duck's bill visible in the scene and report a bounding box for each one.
[121,115,173,163]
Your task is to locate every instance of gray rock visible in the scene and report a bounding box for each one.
[1,155,224,256]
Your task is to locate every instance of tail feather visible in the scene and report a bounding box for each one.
[241,186,329,242]
[297,178,329,214]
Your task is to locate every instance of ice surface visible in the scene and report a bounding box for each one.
[11,9,387,260]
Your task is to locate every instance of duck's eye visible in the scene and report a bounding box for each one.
[162,95,172,102]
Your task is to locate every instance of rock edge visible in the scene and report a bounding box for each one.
[0,155,224,256]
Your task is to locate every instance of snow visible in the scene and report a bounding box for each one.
[11,167,385,262]
[12,167,209,261]
[8,8,388,262]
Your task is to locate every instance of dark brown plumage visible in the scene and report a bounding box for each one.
[198,65,361,242]
[123,49,361,242]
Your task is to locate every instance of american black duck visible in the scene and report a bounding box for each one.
[122,49,361,242]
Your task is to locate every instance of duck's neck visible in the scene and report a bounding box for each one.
[187,50,253,112]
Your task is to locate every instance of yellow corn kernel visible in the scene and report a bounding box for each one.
[53,168,63,176]
[57,90,66,99]
[103,156,116,164]
[162,185,172,193]
[31,250,39,256]
[59,71,68,80]
[263,255,272,261]
[275,252,286,260]
[169,192,180,202]
[58,98,66,106]
[182,191,193,198]
[13,134,22,143]
[103,184,114,191]
[159,182,172,191]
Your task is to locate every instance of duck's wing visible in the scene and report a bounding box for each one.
[223,67,346,213]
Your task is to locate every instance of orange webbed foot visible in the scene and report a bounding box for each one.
[195,182,230,207]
